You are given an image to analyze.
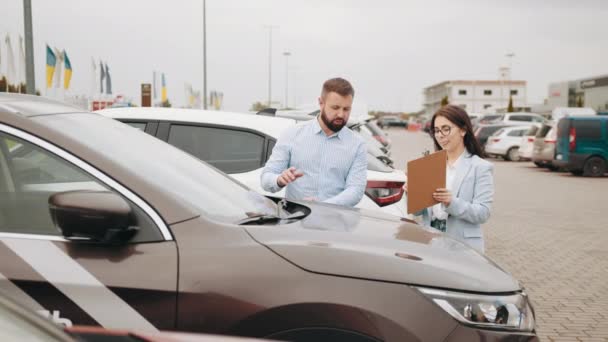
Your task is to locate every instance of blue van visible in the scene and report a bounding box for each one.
[554,116,608,177]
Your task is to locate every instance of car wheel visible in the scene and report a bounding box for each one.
[583,156,607,177]
[547,164,559,171]
[506,147,520,161]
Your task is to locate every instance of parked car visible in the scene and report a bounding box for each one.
[97,107,405,217]
[365,120,391,149]
[518,126,540,161]
[531,122,558,170]
[0,290,269,342]
[377,116,408,128]
[474,123,514,150]
[484,125,535,161]
[554,115,608,177]
[0,93,538,341]
[478,112,545,125]
[550,107,596,122]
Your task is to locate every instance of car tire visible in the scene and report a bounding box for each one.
[533,161,544,168]
[506,147,520,161]
[583,156,607,177]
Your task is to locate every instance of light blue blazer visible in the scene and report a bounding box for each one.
[418,152,494,252]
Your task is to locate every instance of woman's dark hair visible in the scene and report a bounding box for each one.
[431,105,485,157]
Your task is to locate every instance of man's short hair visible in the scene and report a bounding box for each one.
[321,78,355,99]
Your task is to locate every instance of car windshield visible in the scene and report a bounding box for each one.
[481,115,503,123]
[536,123,553,138]
[34,113,283,223]
[366,121,385,136]
[526,126,539,136]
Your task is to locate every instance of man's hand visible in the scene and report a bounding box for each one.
[277,167,304,187]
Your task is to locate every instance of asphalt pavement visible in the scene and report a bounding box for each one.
[386,128,608,342]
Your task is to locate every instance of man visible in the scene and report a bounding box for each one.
[261,77,367,207]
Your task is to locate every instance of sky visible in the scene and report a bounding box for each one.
[1,0,607,112]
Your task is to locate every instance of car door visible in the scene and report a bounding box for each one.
[0,128,177,332]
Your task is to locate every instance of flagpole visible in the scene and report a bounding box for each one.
[24,0,36,94]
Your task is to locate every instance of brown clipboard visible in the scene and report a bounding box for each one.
[406,150,447,214]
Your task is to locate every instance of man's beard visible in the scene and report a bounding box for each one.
[320,109,346,133]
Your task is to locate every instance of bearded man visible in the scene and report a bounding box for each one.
[261,77,367,207]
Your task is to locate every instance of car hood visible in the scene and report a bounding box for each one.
[245,202,520,293]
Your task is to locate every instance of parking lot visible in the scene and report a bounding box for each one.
[388,128,608,342]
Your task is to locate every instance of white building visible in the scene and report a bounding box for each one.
[423,79,527,116]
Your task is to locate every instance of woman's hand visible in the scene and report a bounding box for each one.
[433,188,452,207]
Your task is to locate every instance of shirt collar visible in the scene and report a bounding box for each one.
[449,150,469,169]
[313,116,344,139]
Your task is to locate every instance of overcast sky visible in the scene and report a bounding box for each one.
[1,0,607,112]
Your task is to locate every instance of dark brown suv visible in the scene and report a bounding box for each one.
[0,94,537,341]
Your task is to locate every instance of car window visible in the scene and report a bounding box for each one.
[532,116,545,122]
[510,115,532,122]
[168,124,265,173]
[366,122,385,136]
[507,129,521,137]
[492,129,505,137]
[536,124,553,138]
[526,126,539,136]
[124,122,147,131]
[0,132,162,241]
[573,120,602,139]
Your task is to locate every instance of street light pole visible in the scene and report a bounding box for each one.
[283,51,291,109]
[23,0,36,95]
[202,0,207,109]
[264,25,278,107]
[505,52,515,110]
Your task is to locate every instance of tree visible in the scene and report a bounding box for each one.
[161,99,172,108]
[440,96,449,106]
[576,96,584,108]
[507,95,514,112]
[249,101,267,112]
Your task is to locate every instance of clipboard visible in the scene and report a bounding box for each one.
[406,150,447,214]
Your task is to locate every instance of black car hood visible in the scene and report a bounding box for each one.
[246,202,520,293]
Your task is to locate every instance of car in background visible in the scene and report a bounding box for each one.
[365,120,392,149]
[532,122,558,170]
[518,125,540,161]
[479,112,545,125]
[554,115,608,177]
[0,93,538,341]
[484,125,536,161]
[474,123,515,150]
[98,107,406,217]
[377,116,408,128]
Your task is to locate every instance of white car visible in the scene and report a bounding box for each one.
[484,125,537,161]
[97,107,407,217]
[479,112,545,126]
[517,126,540,161]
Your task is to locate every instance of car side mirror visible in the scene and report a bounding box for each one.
[49,190,138,244]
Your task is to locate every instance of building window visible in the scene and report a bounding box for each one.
[458,89,467,96]
[483,104,492,109]
[484,90,492,96]
[510,89,518,96]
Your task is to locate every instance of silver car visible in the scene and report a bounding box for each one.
[531,122,558,170]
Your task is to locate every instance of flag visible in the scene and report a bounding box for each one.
[5,35,16,87]
[63,50,72,90]
[53,47,63,88]
[99,60,105,94]
[90,58,97,95]
[153,71,157,99]
[105,63,112,94]
[18,36,26,87]
[46,45,56,88]
[161,73,167,102]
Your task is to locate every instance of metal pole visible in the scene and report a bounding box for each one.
[202,0,207,109]
[283,51,290,108]
[264,25,278,107]
[23,0,36,94]
[506,52,515,109]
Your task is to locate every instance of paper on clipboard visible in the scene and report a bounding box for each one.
[406,150,447,214]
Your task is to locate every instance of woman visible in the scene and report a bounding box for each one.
[407,105,494,252]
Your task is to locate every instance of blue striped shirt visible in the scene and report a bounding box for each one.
[261,118,367,207]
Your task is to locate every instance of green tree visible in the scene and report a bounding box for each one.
[440,96,449,106]
[576,96,584,108]
[161,99,172,108]
[250,101,267,112]
[507,95,514,112]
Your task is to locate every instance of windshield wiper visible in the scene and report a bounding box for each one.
[238,211,307,225]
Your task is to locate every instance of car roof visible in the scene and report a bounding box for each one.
[566,115,608,120]
[0,93,82,117]
[98,107,296,138]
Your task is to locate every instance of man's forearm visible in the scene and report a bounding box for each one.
[261,172,283,193]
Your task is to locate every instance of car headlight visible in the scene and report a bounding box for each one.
[415,287,535,332]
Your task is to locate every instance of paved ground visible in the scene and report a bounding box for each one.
[386,128,608,342]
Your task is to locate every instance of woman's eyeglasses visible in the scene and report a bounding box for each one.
[433,125,453,137]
